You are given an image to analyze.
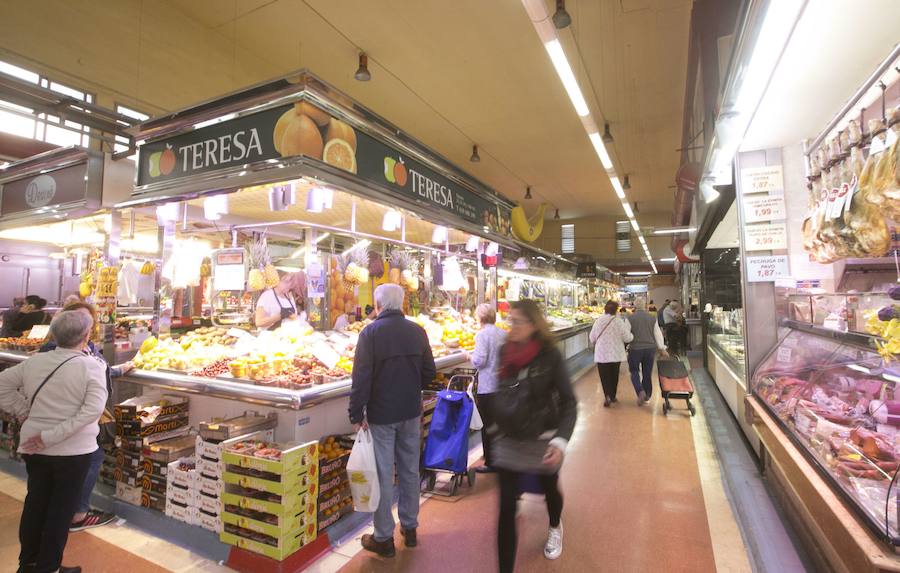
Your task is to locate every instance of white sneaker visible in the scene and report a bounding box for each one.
[544,522,563,560]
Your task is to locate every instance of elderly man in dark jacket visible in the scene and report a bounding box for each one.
[349,283,436,558]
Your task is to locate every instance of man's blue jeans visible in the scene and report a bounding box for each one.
[627,347,656,398]
[369,417,421,542]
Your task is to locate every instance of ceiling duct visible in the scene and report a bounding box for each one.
[670,162,700,251]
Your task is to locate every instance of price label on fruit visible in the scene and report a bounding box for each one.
[743,194,785,223]
[744,222,787,251]
[746,255,789,282]
[740,165,784,195]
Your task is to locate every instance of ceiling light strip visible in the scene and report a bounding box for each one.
[521,0,653,270]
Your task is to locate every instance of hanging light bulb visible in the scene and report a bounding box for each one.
[602,122,614,144]
[554,208,560,219]
[465,236,480,252]
[552,0,572,29]
[622,175,631,190]
[525,186,532,200]
[431,225,448,244]
[382,209,402,232]
[305,187,323,213]
[354,53,371,81]
[282,182,297,206]
[470,145,481,163]
[269,187,287,211]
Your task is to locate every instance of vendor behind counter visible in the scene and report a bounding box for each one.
[1,295,49,338]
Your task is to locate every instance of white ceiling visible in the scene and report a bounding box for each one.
[742,0,900,151]
[169,0,692,222]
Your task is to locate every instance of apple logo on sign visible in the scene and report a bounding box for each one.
[25,175,57,208]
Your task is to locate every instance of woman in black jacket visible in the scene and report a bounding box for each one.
[491,300,577,573]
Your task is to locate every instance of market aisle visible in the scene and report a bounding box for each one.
[337,365,730,573]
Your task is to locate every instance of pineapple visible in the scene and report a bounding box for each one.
[247,233,273,292]
[264,264,279,288]
[341,245,370,285]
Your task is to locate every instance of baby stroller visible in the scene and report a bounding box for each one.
[421,373,477,496]
[657,359,696,416]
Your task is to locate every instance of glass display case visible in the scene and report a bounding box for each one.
[707,306,746,378]
[752,328,900,545]
[785,292,894,334]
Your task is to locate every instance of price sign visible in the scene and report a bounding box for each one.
[27,325,50,340]
[744,223,787,251]
[746,255,789,282]
[743,194,786,223]
[777,347,793,363]
[740,165,784,195]
[311,340,340,369]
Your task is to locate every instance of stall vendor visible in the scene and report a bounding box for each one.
[333,309,356,332]
[254,272,306,330]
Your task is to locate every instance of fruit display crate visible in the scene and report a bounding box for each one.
[221,498,316,539]
[222,486,314,518]
[221,522,316,562]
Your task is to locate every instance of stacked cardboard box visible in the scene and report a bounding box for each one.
[113,394,189,506]
[164,457,198,525]
[317,435,352,533]
[194,430,276,533]
[142,433,196,512]
[219,440,319,561]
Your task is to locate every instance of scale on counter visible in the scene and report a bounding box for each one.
[210,247,253,327]
[199,411,278,441]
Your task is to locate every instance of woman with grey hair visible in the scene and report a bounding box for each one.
[0,310,108,573]
[470,303,506,473]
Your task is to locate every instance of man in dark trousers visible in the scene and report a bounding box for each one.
[349,284,436,558]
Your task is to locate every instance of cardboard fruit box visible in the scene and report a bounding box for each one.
[318,451,350,480]
[115,394,189,422]
[196,508,222,533]
[318,472,348,498]
[117,425,191,452]
[165,498,197,525]
[317,502,353,533]
[195,429,275,464]
[221,485,313,517]
[166,457,198,490]
[196,457,222,480]
[141,488,166,512]
[114,466,143,488]
[118,414,190,440]
[115,482,142,506]
[221,503,315,540]
[144,434,197,463]
[222,440,318,476]
[197,490,221,515]
[222,467,317,497]
[220,522,316,561]
[198,476,224,498]
[141,473,168,495]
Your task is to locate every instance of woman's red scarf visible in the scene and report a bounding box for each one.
[500,338,542,379]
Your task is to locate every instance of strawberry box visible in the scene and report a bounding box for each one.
[221,485,313,517]
[222,466,317,496]
[195,508,222,533]
[222,440,318,476]
[166,457,197,490]
[197,490,221,515]
[221,503,315,539]
[220,522,317,561]
[198,476,224,497]
[195,430,275,464]
[196,457,222,479]
[165,498,197,524]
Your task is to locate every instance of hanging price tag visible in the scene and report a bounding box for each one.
[740,165,784,195]
[744,223,787,251]
[746,255,789,282]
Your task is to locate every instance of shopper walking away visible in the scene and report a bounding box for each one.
[349,284,436,558]
[658,299,671,328]
[626,300,668,405]
[490,300,577,573]
[39,301,134,532]
[663,302,687,357]
[469,303,506,474]
[0,310,108,573]
[590,300,633,407]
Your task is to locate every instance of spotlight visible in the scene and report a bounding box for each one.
[354,53,371,81]
[470,145,481,163]
[622,175,631,190]
[602,122,614,144]
[554,208,560,220]
[525,186,532,200]
[552,0,571,29]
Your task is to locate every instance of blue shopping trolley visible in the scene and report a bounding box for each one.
[421,373,477,496]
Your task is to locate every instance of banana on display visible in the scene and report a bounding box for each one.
[510,203,548,243]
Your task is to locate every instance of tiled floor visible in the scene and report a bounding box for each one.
[0,361,763,573]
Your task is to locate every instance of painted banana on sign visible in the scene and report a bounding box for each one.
[510,203,548,242]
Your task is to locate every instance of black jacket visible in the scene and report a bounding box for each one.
[349,309,436,425]
[494,344,577,443]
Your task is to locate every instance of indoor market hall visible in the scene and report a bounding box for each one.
[0,1,897,573]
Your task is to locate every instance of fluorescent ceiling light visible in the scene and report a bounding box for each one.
[610,176,625,198]
[544,39,590,117]
[626,271,651,276]
[630,219,640,232]
[652,226,696,235]
[314,232,330,244]
[659,257,676,262]
[622,203,634,218]
[193,113,236,130]
[588,132,614,170]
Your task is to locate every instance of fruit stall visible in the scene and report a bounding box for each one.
[706,15,900,570]
[0,70,604,567]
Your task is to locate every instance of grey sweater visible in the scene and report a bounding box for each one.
[627,311,666,352]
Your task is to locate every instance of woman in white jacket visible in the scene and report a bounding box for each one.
[589,300,633,407]
[0,310,108,573]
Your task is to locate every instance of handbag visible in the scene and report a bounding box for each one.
[467,382,483,431]
[492,367,550,440]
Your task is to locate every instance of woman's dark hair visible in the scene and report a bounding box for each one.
[509,299,554,349]
[604,300,619,315]
[25,295,47,309]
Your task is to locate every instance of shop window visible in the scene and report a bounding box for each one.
[561,224,575,254]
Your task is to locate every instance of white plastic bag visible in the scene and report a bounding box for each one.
[346,428,380,512]
[468,382,484,431]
